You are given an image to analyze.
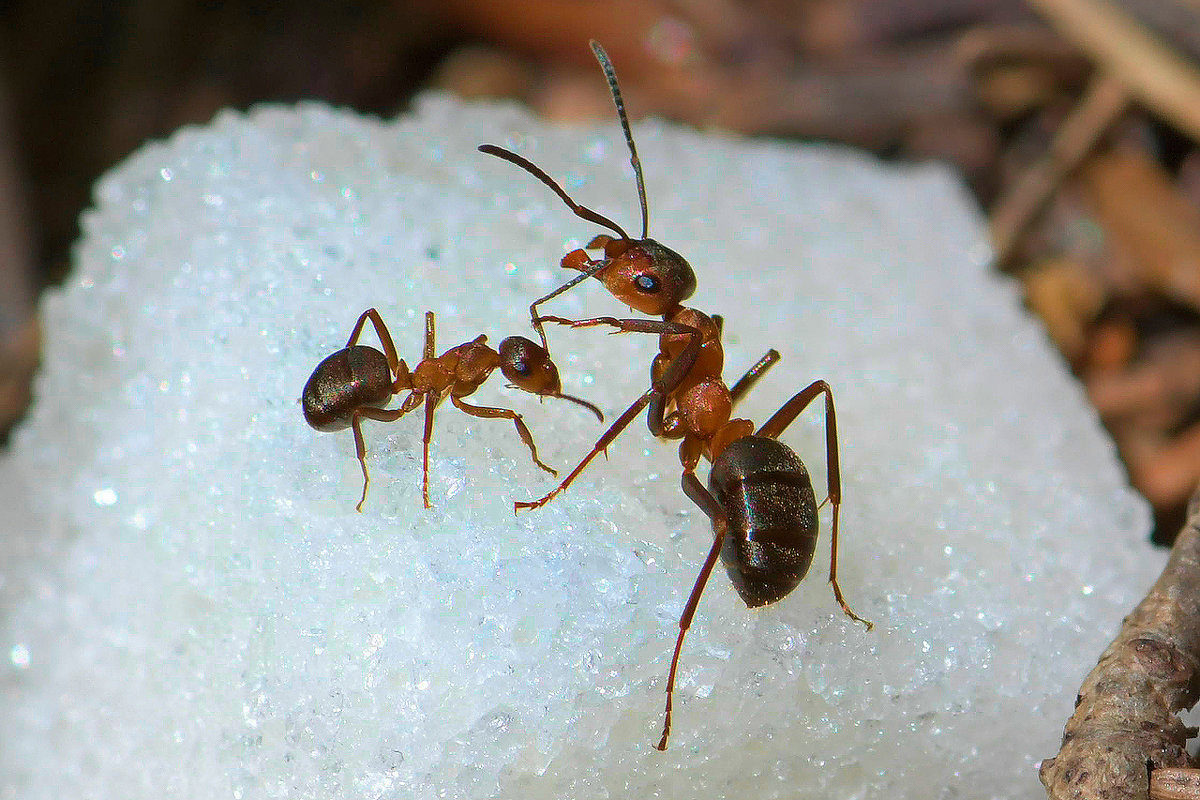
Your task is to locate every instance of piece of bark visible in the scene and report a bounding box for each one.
[957,24,1092,120]
[1152,766,1200,800]
[694,46,976,145]
[1112,0,1200,67]
[974,61,1072,119]
[1088,332,1200,430]
[440,0,687,73]
[1087,316,1138,373]
[1039,486,1200,800]
[955,23,1092,75]
[429,46,537,101]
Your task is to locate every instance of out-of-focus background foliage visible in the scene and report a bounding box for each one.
[2,0,1198,541]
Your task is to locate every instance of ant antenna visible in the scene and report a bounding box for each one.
[551,391,604,422]
[590,40,648,240]
[478,145,629,241]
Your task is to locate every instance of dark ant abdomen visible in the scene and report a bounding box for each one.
[709,436,819,608]
[302,345,392,432]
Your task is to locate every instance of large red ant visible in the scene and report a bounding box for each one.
[302,308,601,510]
[480,41,874,750]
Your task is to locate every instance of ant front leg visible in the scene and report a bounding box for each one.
[420,393,440,509]
[512,317,703,512]
[756,380,872,630]
[654,471,730,750]
[450,396,558,477]
[537,314,702,437]
[415,312,441,509]
[526,259,610,353]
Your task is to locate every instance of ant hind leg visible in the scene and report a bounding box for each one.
[349,403,418,511]
[756,380,872,630]
[654,472,730,750]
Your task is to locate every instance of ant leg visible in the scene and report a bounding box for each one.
[728,349,781,409]
[655,472,729,750]
[409,313,440,508]
[349,401,419,512]
[422,311,436,360]
[420,393,440,509]
[450,396,557,477]
[344,308,402,375]
[536,314,701,437]
[527,259,610,352]
[756,381,872,630]
[514,319,702,511]
[536,314,689,334]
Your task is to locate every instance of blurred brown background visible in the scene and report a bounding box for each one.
[2,0,1198,541]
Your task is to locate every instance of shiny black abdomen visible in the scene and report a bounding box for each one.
[709,436,818,608]
[302,345,393,432]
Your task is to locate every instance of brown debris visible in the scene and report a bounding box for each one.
[1020,256,1107,363]
[989,72,1130,267]
[1080,148,1200,311]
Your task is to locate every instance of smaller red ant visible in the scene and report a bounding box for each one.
[302,308,601,510]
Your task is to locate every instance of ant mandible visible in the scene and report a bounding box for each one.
[478,40,697,358]
[302,308,601,510]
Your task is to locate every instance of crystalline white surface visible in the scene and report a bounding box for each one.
[0,97,1161,799]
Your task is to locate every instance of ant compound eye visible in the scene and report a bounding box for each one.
[511,357,532,377]
[634,273,660,293]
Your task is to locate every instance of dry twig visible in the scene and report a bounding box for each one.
[990,72,1129,266]
[1040,486,1200,799]
[1025,0,1200,143]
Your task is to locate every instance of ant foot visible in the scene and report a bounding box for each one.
[833,583,873,631]
[514,490,558,512]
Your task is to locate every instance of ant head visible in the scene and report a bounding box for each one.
[498,336,605,421]
[600,238,697,316]
[498,336,562,396]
